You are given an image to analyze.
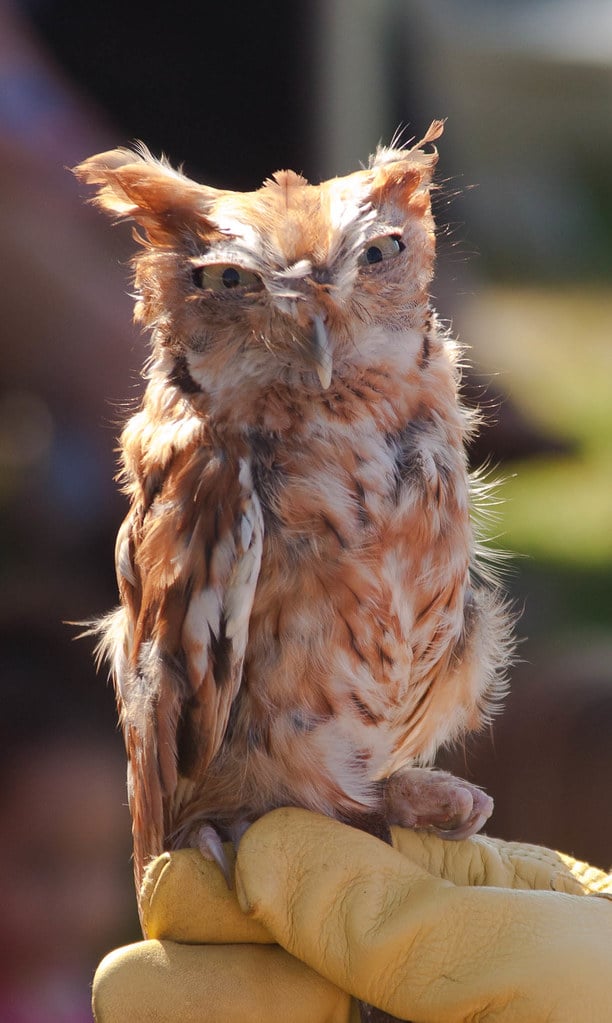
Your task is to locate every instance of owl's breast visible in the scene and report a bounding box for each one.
[238,408,474,800]
[249,409,470,582]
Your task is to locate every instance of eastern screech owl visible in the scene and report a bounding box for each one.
[75,121,512,911]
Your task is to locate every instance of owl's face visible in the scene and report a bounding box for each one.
[75,121,443,410]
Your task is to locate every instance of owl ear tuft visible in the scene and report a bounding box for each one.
[73,145,219,246]
[412,118,445,153]
[368,119,444,212]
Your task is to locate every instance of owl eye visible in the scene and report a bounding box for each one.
[192,263,264,293]
[359,234,405,267]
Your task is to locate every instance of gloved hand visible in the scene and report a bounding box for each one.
[93,808,612,1023]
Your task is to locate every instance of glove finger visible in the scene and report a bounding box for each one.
[141,849,272,943]
[390,827,591,894]
[235,807,436,1014]
[93,938,354,1023]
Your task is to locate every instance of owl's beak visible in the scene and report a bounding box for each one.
[309,314,333,390]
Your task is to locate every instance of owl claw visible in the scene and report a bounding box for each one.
[384,767,494,841]
[429,784,493,840]
[197,823,233,887]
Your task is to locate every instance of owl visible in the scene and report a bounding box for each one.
[75,120,512,905]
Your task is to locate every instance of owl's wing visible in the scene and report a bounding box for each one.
[107,440,263,890]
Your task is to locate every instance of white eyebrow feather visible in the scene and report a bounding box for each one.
[275,259,312,280]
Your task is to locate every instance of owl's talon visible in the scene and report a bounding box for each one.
[196,823,233,887]
[384,767,493,841]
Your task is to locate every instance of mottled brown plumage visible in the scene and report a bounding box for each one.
[75,122,513,915]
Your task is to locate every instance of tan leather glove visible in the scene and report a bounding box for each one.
[93,808,612,1022]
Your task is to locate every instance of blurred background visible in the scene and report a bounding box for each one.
[1,0,611,1017]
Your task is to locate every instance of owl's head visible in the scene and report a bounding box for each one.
[74,121,443,409]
